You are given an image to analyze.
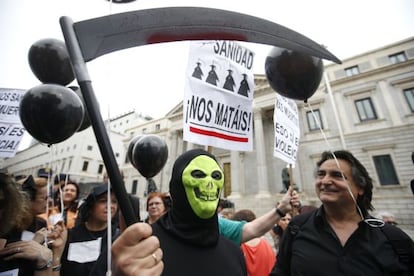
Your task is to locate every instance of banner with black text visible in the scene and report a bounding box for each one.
[273,93,300,164]
[0,88,26,157]
[183,41,255,151]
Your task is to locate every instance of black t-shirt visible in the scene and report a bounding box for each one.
[61,223,111,276]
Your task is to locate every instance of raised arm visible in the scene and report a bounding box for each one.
[241,186,298,243]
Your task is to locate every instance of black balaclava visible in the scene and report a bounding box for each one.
[156,149,223,247]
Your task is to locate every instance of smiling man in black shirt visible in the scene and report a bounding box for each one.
[272,150,414,276]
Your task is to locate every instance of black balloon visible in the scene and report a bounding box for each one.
[127,135,143,167]
[132,135,168,178]
[265,47,323,101]
[19,84,84,145]
[28,38,75,86]
[68,86,91,132]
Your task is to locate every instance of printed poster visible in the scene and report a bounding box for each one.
[0,88,26,157]
[183,41,255,151]
[273,93,300,164]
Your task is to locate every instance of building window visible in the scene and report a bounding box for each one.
[403,88,414,112]
[355,98,377,121]
[98,164,104,174]
[373,154,399,185]
[345,65,360,77]
[131,180,138,194]
[306,109,323,131]
[87,145,93,151]
[389,52,407,64]
[82,161,89,172]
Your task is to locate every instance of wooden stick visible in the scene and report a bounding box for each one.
[289,164,293,189]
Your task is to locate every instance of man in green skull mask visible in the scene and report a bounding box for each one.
[151,149,247,275]
[182,153,223,219]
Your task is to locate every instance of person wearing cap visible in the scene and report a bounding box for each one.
[61,184,118,275]
[37,168,53,179]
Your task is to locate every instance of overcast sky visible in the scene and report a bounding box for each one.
[1,0,413,150]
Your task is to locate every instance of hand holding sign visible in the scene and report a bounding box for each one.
[265,47,323,101]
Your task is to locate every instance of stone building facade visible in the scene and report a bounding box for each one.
[3,37,414,231]
[121,37,414,229]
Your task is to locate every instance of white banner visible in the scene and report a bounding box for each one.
[0,88,26,157]
[273,93,300,164]
[183,41,255,151]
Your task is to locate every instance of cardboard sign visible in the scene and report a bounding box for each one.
[273,94,300,164]
[183,41,255,151]
[0,88,26,157]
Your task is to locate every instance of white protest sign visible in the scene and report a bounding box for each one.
[273,93,300,164]
[0,88,26,157]
[183,41,255,151]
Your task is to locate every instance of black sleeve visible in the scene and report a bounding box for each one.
[381,224,414,273]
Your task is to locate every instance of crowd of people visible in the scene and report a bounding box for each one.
[1,149,413,275]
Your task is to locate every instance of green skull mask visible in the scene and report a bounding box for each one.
[182,155,224,219]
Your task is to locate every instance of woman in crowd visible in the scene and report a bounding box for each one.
[53,181,80,229]
[0,172,67,276]
[41,174,80,230]
[61,185,118,275]
[270,212,292,253]
[232,209,276,276]
[20,175,49,235]
[144,192,168,224]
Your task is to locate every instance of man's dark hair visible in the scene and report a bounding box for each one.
[316,150,374,216]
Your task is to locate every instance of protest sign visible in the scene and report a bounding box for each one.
[183,41,255,151]
[0,88,26,157]
[273,93,300,164]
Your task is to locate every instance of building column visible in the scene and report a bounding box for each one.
[254,108,271,198]
[160,130,177,191]
[380,80,402,124]
[228,151,242,199]
[176,131,184,155]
